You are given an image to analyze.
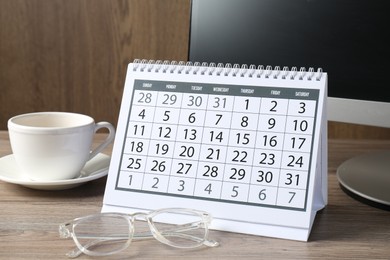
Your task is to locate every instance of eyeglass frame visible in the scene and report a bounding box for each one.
[59,207,219,258]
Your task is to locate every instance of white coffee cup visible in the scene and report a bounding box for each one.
[7,112,115,181]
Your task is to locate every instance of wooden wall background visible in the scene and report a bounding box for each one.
[1,0,390,139]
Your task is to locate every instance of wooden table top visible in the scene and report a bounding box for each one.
[1,130,389,259]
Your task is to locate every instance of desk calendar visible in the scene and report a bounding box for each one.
[103,60,328,241]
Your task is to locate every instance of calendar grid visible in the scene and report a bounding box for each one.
[115,79,320,212]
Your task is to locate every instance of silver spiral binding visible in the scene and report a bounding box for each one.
[132,59,324,81]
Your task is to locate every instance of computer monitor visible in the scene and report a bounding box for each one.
[189,0,390,210]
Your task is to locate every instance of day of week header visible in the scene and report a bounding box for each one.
[213,87,229,93]
[191,86,203,91]
[142,83,153,88]
[166,84,177,89]
[241,88,254,94]
[296,91,310,97]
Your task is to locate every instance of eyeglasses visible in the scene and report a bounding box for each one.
[59,208,219,258]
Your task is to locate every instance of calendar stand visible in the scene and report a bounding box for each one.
[102,60,328,241]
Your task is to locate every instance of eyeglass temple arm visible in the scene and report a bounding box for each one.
[66,235,217,259]
[65,235,137,258]
[65,222,218,258]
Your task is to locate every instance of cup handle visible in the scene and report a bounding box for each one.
[89,122,116,160]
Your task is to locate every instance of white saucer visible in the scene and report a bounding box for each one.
[0,153,110,190]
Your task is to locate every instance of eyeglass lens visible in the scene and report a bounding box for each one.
[74,214,132,255]
[148,210,208,248]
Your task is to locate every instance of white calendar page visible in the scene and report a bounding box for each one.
[103,61,328,241]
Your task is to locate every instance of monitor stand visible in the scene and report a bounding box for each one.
[337,151,390,211]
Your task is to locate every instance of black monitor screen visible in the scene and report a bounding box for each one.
[189,0,389,102]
